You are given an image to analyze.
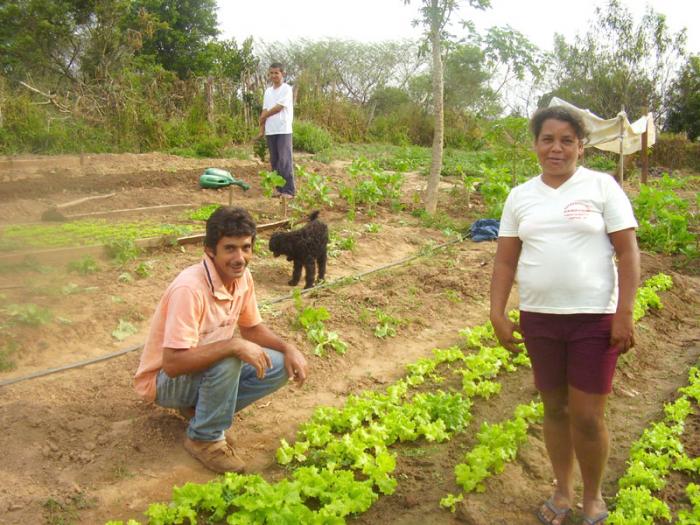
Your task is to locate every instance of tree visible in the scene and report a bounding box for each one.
[128,0,219,79]
[665,55,700,141]
[541,0,686,122]
[468,25,544,115]
[0,0,98,83]
[404,0,490,214]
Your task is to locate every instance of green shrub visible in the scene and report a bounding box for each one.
[584,153,617,172]
[633,175,697,256]
[194,135,225,158]
[67,256,100,275]
[293,121,332,153]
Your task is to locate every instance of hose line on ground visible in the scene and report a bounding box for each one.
[0,236,467,388]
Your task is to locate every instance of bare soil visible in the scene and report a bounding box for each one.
[0,152,698,525]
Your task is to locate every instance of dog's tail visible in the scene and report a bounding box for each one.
[308,210,320,222]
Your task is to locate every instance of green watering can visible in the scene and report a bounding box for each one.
[199,168,250,191]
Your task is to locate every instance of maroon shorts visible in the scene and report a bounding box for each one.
[519,311,619,395]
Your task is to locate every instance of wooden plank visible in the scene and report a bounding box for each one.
[63,203,193,219]
[53,193,116,210]
[177,219,290,245]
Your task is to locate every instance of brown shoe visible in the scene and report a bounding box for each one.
[183,436,245,474]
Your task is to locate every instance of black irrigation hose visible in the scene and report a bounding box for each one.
[0,343,144,387]
[0,236,468,388]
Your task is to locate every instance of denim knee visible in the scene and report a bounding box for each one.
[206,356,241,383]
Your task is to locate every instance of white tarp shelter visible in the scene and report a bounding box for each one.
[548,97,655,155]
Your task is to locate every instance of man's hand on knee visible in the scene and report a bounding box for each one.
[234,340,272,379]
[284,346,308,386]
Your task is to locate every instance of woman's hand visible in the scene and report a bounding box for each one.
[610,312,635,354]
[491,314,524,353]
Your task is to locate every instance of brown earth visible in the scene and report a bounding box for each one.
[0,153,698,525]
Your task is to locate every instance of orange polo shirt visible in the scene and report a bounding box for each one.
[133,255,262,402]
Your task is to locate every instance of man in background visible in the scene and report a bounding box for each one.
[260,62,295,198]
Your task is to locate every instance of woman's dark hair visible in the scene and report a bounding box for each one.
[204,206,257,251]
[269,62,285,71]
[530,106,589,142]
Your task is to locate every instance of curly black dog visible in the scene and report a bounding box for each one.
[269,210,328,289]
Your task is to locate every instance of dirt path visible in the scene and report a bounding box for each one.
[0,154,698,525]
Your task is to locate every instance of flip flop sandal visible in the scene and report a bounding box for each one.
[536,497,572,525]
[583,511,609,525]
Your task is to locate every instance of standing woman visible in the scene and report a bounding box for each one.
[489,106,640,525]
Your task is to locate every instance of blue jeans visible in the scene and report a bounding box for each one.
[155,348,288,441]
[266,133,295,195]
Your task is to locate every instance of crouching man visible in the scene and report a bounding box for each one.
[134,206,308,473]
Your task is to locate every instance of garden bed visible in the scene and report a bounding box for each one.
[0,152,698,524]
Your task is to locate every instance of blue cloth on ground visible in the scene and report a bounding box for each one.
[468,219,500,241]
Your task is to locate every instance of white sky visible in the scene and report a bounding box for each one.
[217,0,699,54]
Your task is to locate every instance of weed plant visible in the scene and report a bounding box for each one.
[292,290,347,357]
[112,319,138,341]
[0,340,19,371]
[259,170,286,197]
[373,309,402,339]
[328,231,357,257]
[3,303,52,326]
[291,165,334,213]
[106,240,141,265]
[340,157,405,219]
[67,256,99,275]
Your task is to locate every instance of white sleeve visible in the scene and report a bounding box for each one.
[498,190,519,237]
[603,178,638,233]
[278,84,293,108]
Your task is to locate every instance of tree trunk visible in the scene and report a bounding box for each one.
[206,76,214,125]
[425,13,444,215]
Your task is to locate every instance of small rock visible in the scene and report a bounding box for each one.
[8,503,23,511]
[78,451,94,463]
[403,494,420,508]
[48,440,59,452]
[455,499,489,525]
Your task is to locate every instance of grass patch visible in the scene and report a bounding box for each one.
[0,340,19,371]
[0,220,195,252]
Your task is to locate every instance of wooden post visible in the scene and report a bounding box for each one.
[640,106,649,185]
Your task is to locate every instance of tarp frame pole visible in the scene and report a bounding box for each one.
[641,107,649,185]
[616,108,625,184]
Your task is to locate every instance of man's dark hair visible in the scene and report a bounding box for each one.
[530,106,589,142]
[204,206,257,251]
[269,62,285,72]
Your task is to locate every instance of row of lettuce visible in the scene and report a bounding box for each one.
[105,272,693,525]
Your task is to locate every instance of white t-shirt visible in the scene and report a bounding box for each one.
[499,166,638,314]
[263,83,293,135]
